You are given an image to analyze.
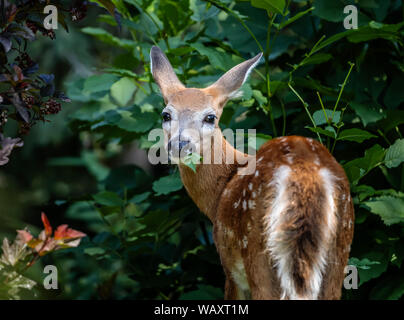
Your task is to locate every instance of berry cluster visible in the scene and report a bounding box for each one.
[0,110,8,127]
[41,99,61,115]
[16,53,35,71]
[71,2,88,21]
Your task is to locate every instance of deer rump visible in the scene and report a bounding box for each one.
[264,164,338,300]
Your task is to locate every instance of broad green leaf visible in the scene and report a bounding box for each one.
[343,144,385,185]
[349,102,385,127]
[110,77,137,106]
[251,0,286,15]
[191,43,234,71]
[190,0,220,22]
[152,172,183,196]
[104,108,158,133]
[313,109,341,126]
[337,128,377,143]
[83,74,118,94]
[362,196,404,225]
[306,126,336,138]
[81,27,136,49]
[385,139,404,168]
[93,191,124,207]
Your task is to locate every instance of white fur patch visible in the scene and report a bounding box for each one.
[231,258,250,293]
[265,166,338,300]
[265,165,296,299]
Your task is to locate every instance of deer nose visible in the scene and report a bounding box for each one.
[178,140,190,150]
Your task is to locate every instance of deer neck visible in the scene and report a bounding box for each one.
[178,133,250,222]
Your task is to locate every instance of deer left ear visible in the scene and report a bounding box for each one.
[205,52,263,103]
[150,46,185,102]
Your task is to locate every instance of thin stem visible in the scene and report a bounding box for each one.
[265,14,278,136]
[288,83,323,144]
[395,126,403,139]
[316,91,328,124]
[205,0,264,52]
[377,129,391,146]
[331,106,347,154]
[331,62,355,119]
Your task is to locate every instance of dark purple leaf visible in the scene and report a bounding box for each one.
[11,93,29,122]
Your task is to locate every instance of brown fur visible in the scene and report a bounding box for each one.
[150,46,354,299]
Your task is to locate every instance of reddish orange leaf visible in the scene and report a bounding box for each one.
[54,224,86,240]
[41,212,52,237]
[16,229,33,243]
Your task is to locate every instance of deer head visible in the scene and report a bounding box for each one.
[150,46,262,162]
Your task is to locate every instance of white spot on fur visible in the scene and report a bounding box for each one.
[234,199,241,209]
[242,200,247,211]
[223,189,230,197]
[247,222,252,231]
[248,183,253,191]
[286,156,293,164]
[255,170,259,177]
[314,157,320,166]
[231,258,250,292]
[243,189,246,197]
[248,200,256,209]
[252,192,256,199]
[242,236,248,248]
[258,156,264,163]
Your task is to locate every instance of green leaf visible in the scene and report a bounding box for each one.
[81,27,136,49]
[385,139,404,168]
[370,276,404,300]
[83,74,118,94]
[306,126,336,138]
[277,7,314,29]
[190,0,220,22]
[152,172,183,196]
[349,257,380,270]
[302,53,333,66]
[191,43,235,71]
[104,108,158,133]
[343,144,385,185]
[250,0,286,15]
[313,109,340,126]
[337,128,377,143]
[93,191,124,207]
[362,196,404,225]
[110,77,137,106]
[182,153,202,173]
[84,247,106,256]
[349,102,385,127]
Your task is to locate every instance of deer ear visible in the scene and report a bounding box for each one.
[150,46,185,102]
[205,53,263,103]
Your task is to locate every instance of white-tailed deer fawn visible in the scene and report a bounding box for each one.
[150,46,354,300]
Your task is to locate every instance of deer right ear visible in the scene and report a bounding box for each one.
[204,52,263,105]
[150,46,185,102]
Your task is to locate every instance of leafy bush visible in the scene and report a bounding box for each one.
[1,0,404,300]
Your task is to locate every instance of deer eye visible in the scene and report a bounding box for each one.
[161,112,171,122]
[203,114,216,124]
